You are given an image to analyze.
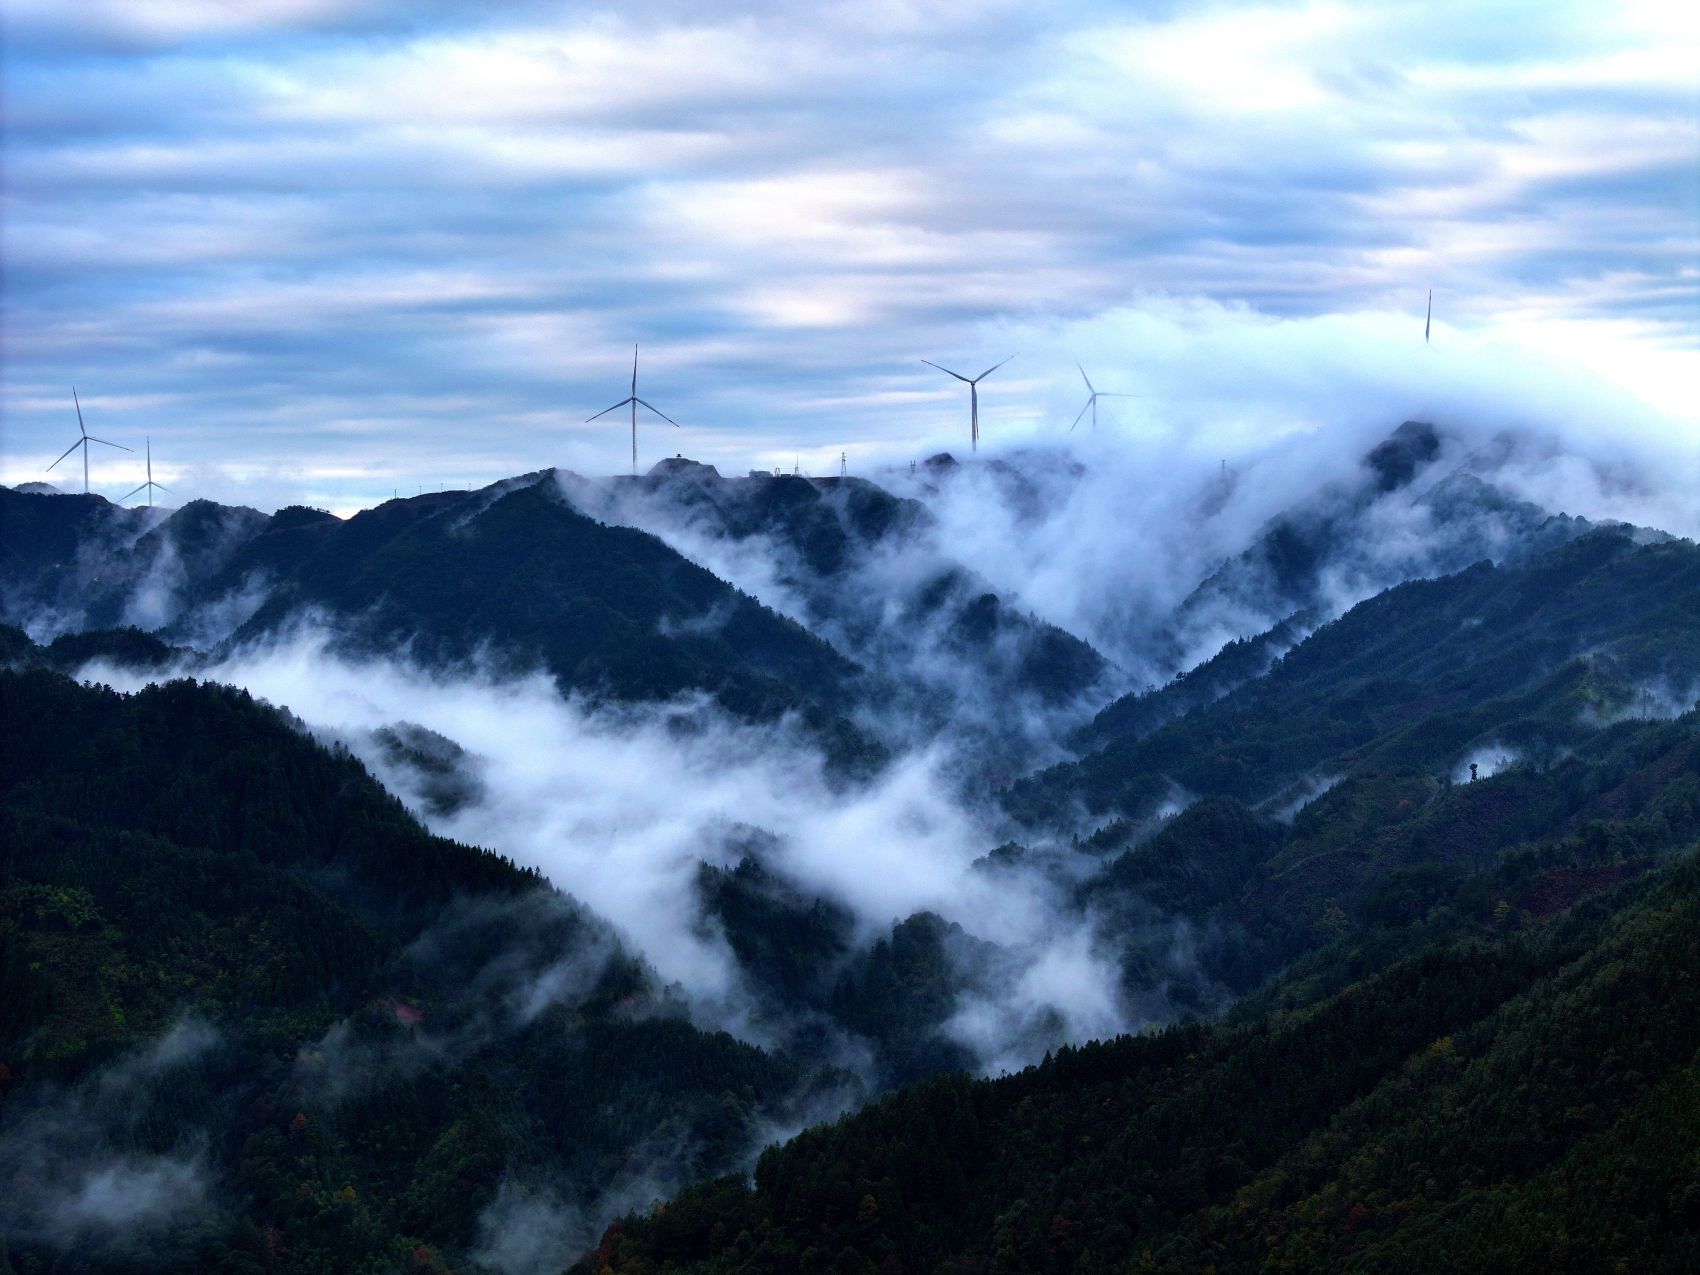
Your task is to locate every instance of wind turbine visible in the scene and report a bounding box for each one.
[588,344,678,476]
[1069,364,1136,433]
[47,388,132,494]
[923,355,1014,452]
[121,438,173,507]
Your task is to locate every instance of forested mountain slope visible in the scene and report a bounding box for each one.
[0,666,841,1274]
[999,528,1700,1013]
[226,477,865,740]
[2,423,1609,776]
[0,490,163,630]
[585,707,1700,1274]
[1016,527,1700,824]
[561,461,1115,758]
[1,478,881,769]
[1155,422,1595,672]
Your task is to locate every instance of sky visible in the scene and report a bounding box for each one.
[2,0,1696,512]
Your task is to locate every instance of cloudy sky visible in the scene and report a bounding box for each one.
[2,0,1695,511]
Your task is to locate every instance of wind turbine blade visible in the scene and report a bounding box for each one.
[922,359,971,383]
[47,440,81,471]
[587,398,634,422]
[1425,290,1431,343]
[154,483,174,495]
[120,483,147,501]
[634,398,679,427]
[975,354,1015,381]
[73,387,87,438]
[87,436,133,452]
[1077,363,1095,394]
[1069,398,1092,433]
[1096,392,1137,398]
[632,344,639,395]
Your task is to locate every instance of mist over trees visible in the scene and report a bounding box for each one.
[3,413,1700,1272]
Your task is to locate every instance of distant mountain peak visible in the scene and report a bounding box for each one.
[648,456,721,479]
[269,505,340,530]
[1363,420,1441,493]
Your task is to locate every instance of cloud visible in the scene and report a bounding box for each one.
[1456,742,1522,782]
[471,1180,588,1275]
[79,628,1143,1074]
[845,300,1700,678]
[1,1,1692,506]
[554,464,1123,771]
[0,1017,220,1259]
[291,889,628,1108]
[1577,677,1700,730]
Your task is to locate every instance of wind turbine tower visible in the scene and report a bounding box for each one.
[588,345,679,476]
[47,388,132,494]
[121,438,173,507]
[923,355,1014,452]
[1069,364,1136,433]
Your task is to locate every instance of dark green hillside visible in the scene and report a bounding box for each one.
[696,857,856,1015]
[0,487,157,578]
[76,499,269,631]
[228,477,875,759]
[0,488,163,629]
[583,710,1700,1274]
[194,501,342,591]
[693,861,989,1089]
[0,622,191,673]
[1064,549,1700,1005]
[1016,531,1700,1011]
[0,665,837,1274]
[586,461,1114,755]
[825,912,986,1088]
[1070,614,1310,754]
[1,481,881,767]
[611,461,1111,710]
[39,625,191,670]
[1156,422,1592,674]
[1016,529,1700,824]
[628,462,926,579]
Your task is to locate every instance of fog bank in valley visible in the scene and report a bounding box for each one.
[80,631,1140,1079]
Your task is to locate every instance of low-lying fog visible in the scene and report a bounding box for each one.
[81,629,1139,1078]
